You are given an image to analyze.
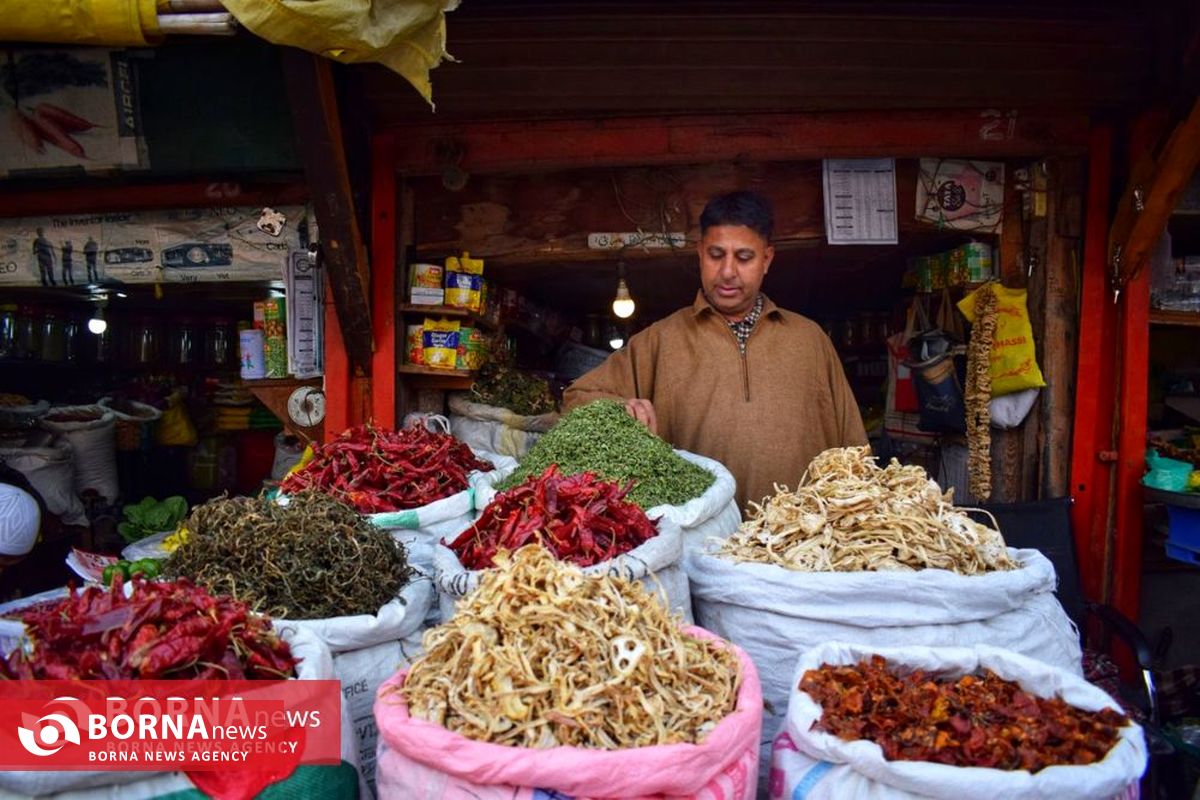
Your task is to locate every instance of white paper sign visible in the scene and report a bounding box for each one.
[822,159,898,245]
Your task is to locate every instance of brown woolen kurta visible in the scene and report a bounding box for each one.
[563,292,868,511]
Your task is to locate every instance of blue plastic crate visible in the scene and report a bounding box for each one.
[1166,504,1200,551]
[1166,541,1200,567]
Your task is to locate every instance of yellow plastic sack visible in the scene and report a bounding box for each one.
[958,282,1046,396]
[156,392,198,447]
[219,0,458,106]
[0,0,160,45]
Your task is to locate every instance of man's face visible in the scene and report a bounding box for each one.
[698,224,774,319]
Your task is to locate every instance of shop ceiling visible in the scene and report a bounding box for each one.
[346,1,1167,126]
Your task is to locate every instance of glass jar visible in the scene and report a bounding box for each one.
[40,310,67,362]
[206,318,232,366]
[0,304,15,359]
[171,317,200,365]
[131,317,160,365]
[15,305,40,359]
[61,315,81,363]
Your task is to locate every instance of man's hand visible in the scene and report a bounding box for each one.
[624,398,658,435]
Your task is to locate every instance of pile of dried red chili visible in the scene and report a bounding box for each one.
[449,465,658,569]
[0,577,297,680]
[280,423,492,514]
[800,655,1128,772]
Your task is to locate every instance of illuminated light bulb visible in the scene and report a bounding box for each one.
[88,316,107,335]
[608,337,625,350]
[611,277,635,319]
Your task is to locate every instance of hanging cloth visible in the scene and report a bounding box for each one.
[219,0,458,106]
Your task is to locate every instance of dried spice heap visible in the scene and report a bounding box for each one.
[720,446,1014,574]
[801,655,1128,772]
[470,362,557,416]
[449,465,658,569]
[499,400,714,509]
[166,492,412,619]
[1,578,296,680]
[965,283,998,501]
[399,545,740,749]
[281,423,492,514]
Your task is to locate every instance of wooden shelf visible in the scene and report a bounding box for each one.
[1150,309,1200,328]
[239,377,320,389]
[398,363,477,390]
[398,304,496,329]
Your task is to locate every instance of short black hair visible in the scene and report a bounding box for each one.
[699,191,774,241]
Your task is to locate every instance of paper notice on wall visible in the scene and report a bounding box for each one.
[286,249,323,378]
[0,48,147,176]
[822,159,899,245]
[916,158,1005,233]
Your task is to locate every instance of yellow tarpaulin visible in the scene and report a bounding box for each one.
[219,0,457,106]
[0,0,161,46]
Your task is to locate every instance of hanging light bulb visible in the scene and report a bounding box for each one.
[611,262,635,319]
[88,301,107,335]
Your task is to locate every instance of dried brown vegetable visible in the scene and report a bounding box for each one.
[801,655,1129,771]
[719,446,1014,574]
[965,282,998,501]
[397,545,740,749]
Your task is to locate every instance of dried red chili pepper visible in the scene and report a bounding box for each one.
[448,465,659,569]
[0,578,297,681]
[800,655,1129,772]
[281,423,492,514]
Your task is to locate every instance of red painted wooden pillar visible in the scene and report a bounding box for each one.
[370,133,398,429]
[323,282,352,439]
[1069,124,1118,602]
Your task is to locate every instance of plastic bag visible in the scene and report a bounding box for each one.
[1144,449,1194,492]
[156,391,198,447]
[40,405,119,504]
[958,283,1047,396]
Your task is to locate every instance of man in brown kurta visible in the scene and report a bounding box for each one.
[563,191,867,511]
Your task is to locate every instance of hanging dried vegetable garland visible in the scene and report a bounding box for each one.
[965,283,998,501]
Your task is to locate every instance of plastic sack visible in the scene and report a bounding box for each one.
[374,626,762,800]
[367,450,517,580]
[1144,449,1194,493]
[270,432,306,481]
[687,547,1082,795]
[40,405,118,504]
[155,391,198,447]
[448,392,558,458]
[991,387,1040,430]
[435,515,692,623]
[958,283,1047,396]
[770,642,1146,800]
[0,440,86,525]
[279,577,434,799]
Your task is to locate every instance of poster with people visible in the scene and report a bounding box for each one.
[0,206,306,287]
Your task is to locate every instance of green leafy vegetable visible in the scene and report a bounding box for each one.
[118,496,188,544]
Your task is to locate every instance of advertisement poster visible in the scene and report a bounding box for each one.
[0,206,306,287]
[0,48,147,176]
[916,158,1006,234]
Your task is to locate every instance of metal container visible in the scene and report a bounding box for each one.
[15,306,40,360]
[40,311,67,362]
[0,304,15,359]
[171,317,200,365]
[206,318,233,366]
[131,317,161,365]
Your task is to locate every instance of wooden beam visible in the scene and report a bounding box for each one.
[0,179,307,218]
[1069,124,1118,603]
[370,133,398,429]
[282,49,374,376]
[1110,98,1200,288]
[385,110,1089,176]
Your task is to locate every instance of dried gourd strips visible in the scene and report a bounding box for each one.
[719,446,1014,575]
[397,545,740,749]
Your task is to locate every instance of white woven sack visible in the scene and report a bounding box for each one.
[687,547,1082,795]
[0,626,334,798]
[447,393,558,459]
[369,450,517,580]
[434,514,691,623]
[280,579,433,799]
[773,642,1146,800]
[0,441,86,525]
[40,405,118,504]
